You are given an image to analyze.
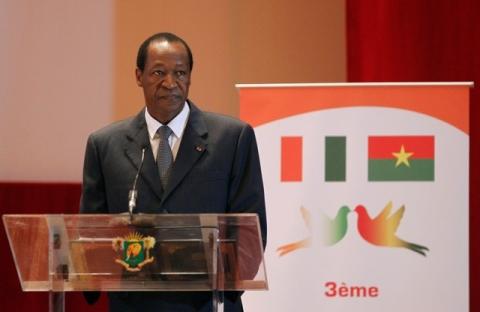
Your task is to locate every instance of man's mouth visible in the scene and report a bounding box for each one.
[158,94,180,100]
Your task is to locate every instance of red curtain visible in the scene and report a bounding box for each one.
[347,0,479,310]
[0,183,108,311]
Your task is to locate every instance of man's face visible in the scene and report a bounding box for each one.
[135,40,191,124]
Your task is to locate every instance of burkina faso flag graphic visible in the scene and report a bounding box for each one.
[368,136,434,181]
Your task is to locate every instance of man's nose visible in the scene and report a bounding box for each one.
[162,74,177,89]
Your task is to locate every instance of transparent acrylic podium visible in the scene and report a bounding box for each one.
[3,213,268,312]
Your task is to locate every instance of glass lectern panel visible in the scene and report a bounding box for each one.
[3,214,267,292]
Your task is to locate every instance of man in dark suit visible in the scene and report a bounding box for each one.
[80,32,267,311]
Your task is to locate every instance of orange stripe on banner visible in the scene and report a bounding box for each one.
[281,137,302,182]
[239,86,470,134]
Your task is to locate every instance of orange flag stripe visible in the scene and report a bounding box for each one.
[281,137,303,182]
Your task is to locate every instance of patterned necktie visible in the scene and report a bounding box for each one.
[156,126,173,190]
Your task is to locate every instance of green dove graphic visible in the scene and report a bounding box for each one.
[277,205,351,256]
[320,205,351,246]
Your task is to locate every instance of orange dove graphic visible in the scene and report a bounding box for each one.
[276,206,312,256]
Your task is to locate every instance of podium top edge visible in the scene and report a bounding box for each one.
[235,82,474,88]
[2,213,259,218]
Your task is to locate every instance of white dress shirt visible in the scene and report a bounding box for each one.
[145,102,190,161]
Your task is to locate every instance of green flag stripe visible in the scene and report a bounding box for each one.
[368,159,434,181]
[325,136,346,181]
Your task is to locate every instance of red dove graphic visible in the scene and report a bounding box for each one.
[354,202,429,256]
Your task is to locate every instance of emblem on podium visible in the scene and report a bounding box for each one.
[112,232,156,272]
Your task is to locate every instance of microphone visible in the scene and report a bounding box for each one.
[128,148,146,218]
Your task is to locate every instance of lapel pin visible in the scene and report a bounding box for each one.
[195,145,203,152]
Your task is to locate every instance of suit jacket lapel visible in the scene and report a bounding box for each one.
[124,109,164,201]
[163,101,208,202]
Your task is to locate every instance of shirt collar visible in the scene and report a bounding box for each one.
[145,101,190,139]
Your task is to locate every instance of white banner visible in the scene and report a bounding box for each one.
[239,83,470,312]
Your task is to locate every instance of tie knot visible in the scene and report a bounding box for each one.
[157,126,173,140]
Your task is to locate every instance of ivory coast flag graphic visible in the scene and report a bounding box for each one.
[368,136,435,181]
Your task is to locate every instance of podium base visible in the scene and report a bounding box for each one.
[49,292,65,312]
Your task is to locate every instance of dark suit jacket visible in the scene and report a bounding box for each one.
[80,101,267,312]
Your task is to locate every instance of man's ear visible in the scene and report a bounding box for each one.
[135,68,143,87]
